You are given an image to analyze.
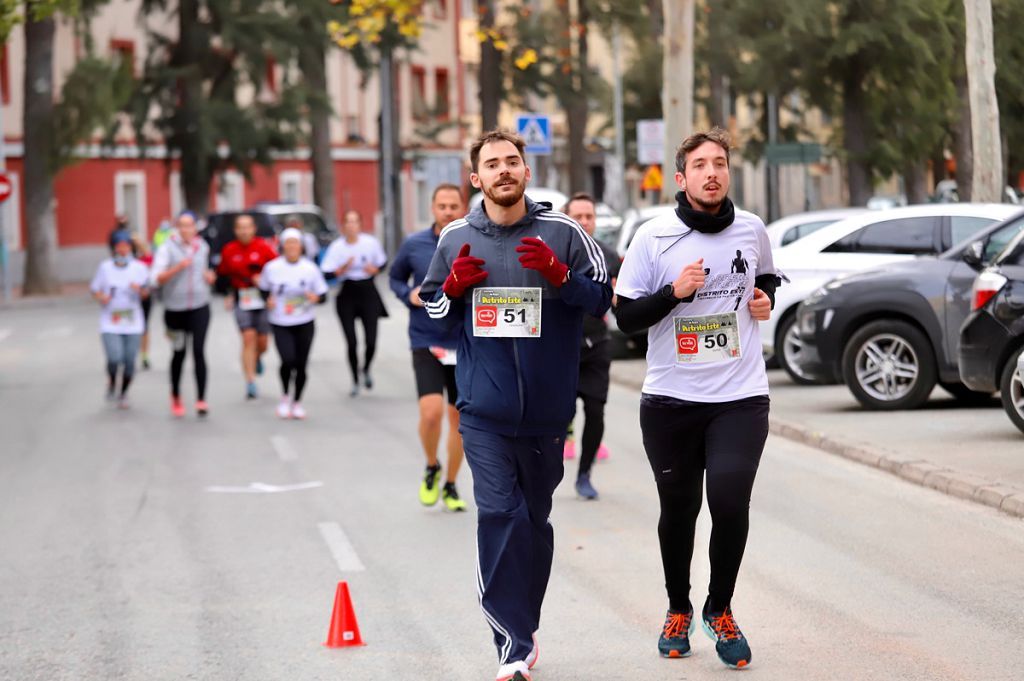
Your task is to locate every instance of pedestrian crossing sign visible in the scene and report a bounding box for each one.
[516,114,552,155]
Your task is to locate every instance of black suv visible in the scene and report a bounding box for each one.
[795,210,1024,409]
[201,203,336,292]
[959,229,1024,434]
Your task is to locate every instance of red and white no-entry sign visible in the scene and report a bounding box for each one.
[0,173,11,204]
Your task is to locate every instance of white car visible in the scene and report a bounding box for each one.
[615,204,678,257]
[766,203,1022,383]
[765,208,868,249]
[469,186,568,212]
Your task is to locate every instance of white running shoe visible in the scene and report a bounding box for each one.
[495,660,530,681]
[290,402,307,420]
[276,397,292,419]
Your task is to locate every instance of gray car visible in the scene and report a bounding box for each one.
[794,209,1024,409]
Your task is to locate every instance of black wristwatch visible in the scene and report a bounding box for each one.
[660,283,678,301]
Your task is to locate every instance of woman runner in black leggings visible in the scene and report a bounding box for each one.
[260,228,328,420]
[320,210,388,397]
[151,212,216,418]
[614,129,781,670]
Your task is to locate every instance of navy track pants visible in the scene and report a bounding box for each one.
[460,424,565,665]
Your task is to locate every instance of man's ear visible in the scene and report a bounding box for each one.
[675,171,685,192]
[470,172,482,189]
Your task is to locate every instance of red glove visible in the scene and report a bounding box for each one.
[516,237,569,287]
[442,243,488,298]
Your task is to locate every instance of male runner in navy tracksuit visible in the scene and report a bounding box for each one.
[420,130,612,681]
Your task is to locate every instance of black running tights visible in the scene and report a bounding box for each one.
[576,395,605,477]
[272,321,315,401]
[164,305,210,400]
[639,395,769,613]
[335,291,379,383]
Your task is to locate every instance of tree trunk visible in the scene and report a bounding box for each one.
[953,56,973,200]
[903,160,929,204]
[661,0,694,202]
[299,35,338,224]
[566,0,589,193]
[22,10,60,294]
[708,65,726,127]
[842,62,872,206]
[963,0,1002,202]
[175,0,211,216]
[478,1,501,131]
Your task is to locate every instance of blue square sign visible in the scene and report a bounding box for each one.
[516,114,552,155]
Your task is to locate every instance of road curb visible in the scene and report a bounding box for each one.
[608,369,1024,519]
[770,418,1024,519]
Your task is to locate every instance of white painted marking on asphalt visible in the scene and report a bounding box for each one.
[0,329,11,344]
[205,481,323,494]
[38,325,73,339]
[318,521,366,572]
[270,435,298,462]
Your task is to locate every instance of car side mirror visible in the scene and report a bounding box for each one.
[962,240,984,270]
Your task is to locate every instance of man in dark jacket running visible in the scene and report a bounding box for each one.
[420,130,612,681]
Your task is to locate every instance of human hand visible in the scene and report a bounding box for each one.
[442,244,488,298]
[671,259,706,300]
[305,290,319,303]
[515,237,568,287]
[409,285,424,307]
[748,287,771,321]
[203,270,216,285]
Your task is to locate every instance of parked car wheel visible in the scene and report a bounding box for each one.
[939,381,994,405]
[999,345,1024,434]
[842,320,937,410]
[776,312,820,385]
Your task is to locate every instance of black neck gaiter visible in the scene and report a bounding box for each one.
[675,191,736,234]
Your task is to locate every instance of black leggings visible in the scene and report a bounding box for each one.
[568,394,605,477]
[640,394,769,613]
[272,321,315,401]
[164,305,210,400]
[335,280,381,383]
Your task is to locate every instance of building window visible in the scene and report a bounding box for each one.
[411,65,428,122]
[109,39,136,78]
[435,68,450,121]
[115,171,148,237]
[216,171,245,212]
[265,55,278,94]
[279,171,313,204]
[0,45,9,105]
[345,114,362,143]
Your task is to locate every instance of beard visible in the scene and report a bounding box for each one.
[484,176,527,207]
[690,186,728,214]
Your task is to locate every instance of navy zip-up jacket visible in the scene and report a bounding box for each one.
[419,198,613,436]
[389,225,461,350]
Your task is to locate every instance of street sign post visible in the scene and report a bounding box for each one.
[516,114,552,155]
[765,142,823,165]
[637,119,664,165]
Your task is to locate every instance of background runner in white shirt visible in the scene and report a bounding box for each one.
[260,228,329,419]
[613,128,781,670]
[320,210,389,396]
[90,231,151,407]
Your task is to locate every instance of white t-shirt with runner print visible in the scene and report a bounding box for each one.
[320,233,387,281]
[90,258,150,335]
[615,208,777,403]
[260,256,329,326]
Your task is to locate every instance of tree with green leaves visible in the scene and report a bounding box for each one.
[128,0,312,216]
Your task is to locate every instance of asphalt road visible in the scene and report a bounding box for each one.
[2,296,1022,680]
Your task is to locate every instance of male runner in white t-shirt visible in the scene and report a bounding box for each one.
[614,128,781,670]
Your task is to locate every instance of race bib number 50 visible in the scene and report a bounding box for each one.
[674,312,742,364]
[473,287,542,338]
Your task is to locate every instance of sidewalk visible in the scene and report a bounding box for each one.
[610,359,1024,518]
[0,283,92,310]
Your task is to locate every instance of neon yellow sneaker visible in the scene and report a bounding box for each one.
[442,482,467,512]
[419,464,442,506]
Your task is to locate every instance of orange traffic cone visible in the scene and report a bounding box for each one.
[324,581,366,648]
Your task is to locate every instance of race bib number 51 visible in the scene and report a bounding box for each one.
[473,287,542,338]
[674,312,742,364]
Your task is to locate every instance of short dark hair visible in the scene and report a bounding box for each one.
[675,127,731,173]
[470,129,526,173]
[562,192,596,213]
[431,183,463,203]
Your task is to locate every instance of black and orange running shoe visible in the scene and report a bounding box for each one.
[657,607,695,658]
[701,600,752,669]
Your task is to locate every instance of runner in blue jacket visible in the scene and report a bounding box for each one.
[419,130,612,681]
